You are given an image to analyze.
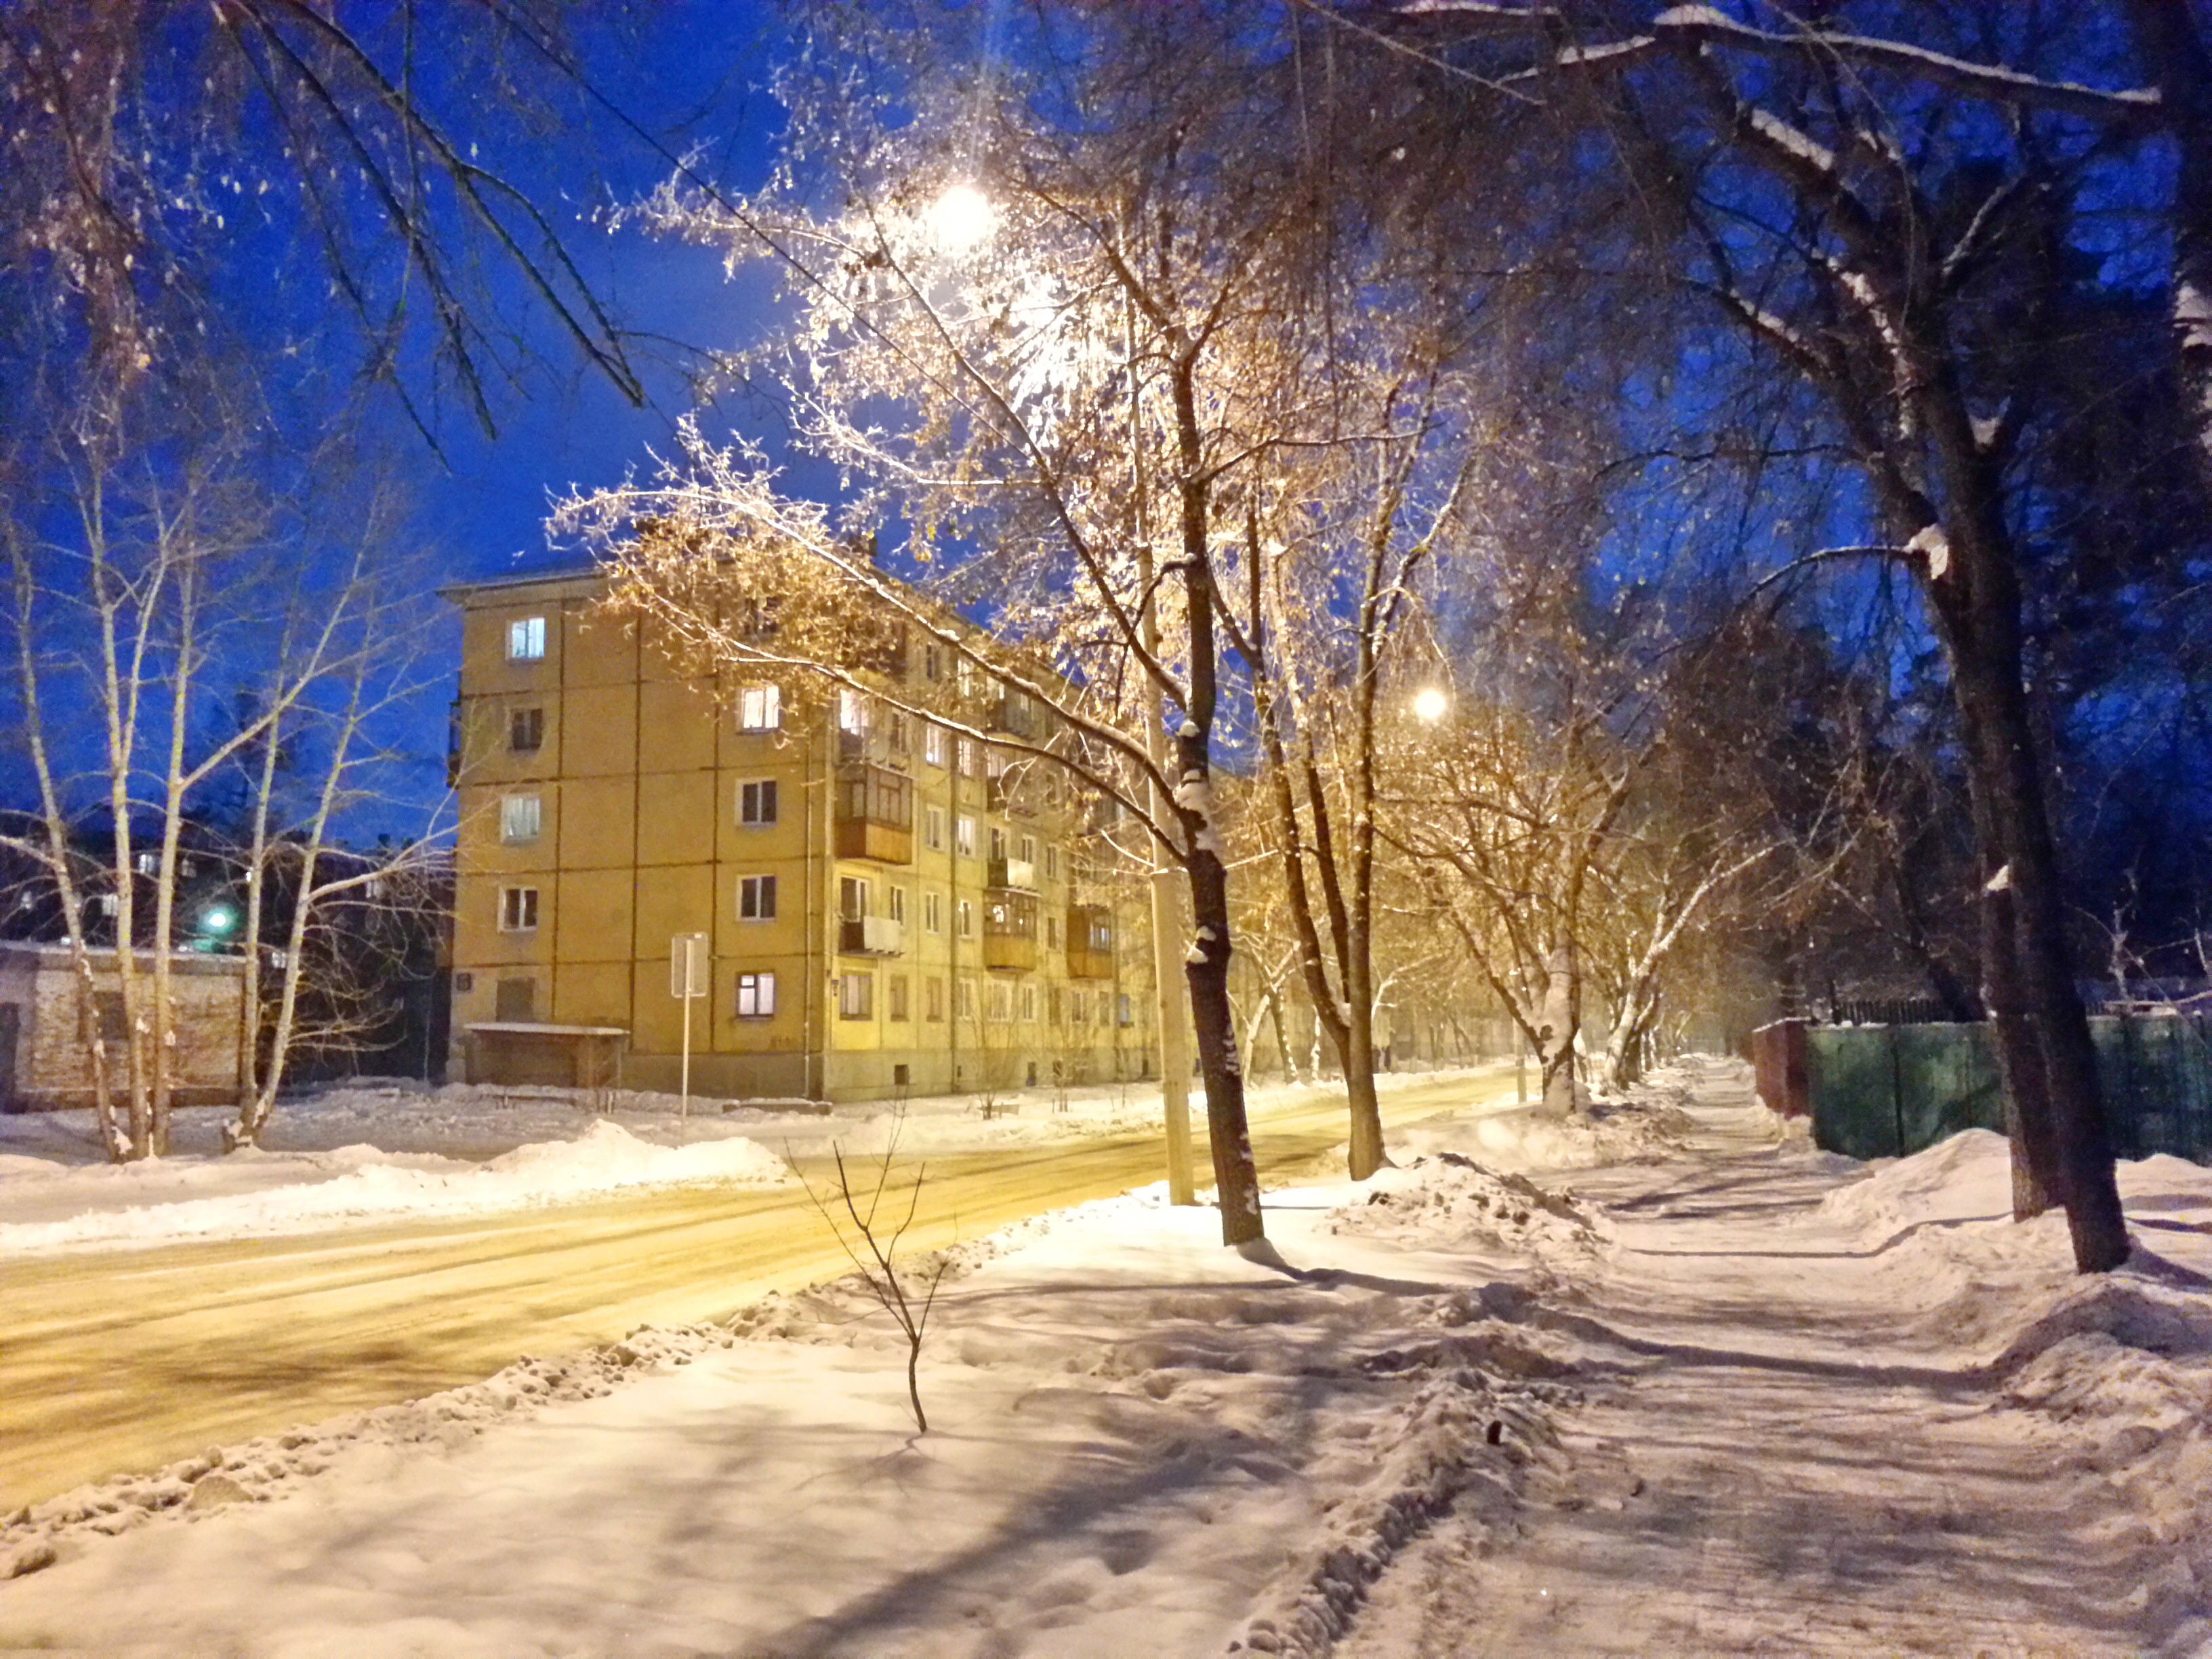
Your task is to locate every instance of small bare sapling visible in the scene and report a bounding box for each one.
[795,1134,949,1433]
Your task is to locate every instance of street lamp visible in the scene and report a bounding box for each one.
[1412,686,1448,723]
[928,183,997,253]
[924,178,1196,1204]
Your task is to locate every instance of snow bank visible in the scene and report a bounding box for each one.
[1391,1090,1694,1174]
[0,1120,792,1253]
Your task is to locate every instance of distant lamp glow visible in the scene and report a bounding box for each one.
[928,182,997,252]
[197,901,239,938]
[1412,687,1449,722]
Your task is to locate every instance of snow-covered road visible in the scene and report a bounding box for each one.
[0,1061,2205,1656]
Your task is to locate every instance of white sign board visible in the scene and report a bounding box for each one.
[670,932,709,999]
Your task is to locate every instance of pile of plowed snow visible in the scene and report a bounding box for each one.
[0,1120,792,1252]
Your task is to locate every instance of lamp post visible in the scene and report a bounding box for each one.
[930,181,1196,1202]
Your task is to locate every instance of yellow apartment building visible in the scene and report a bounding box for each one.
[443,567,1160,1103]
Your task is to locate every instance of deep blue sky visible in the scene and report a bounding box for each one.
[403,3,795,586]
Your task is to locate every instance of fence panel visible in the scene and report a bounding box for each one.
[1802,1012,2212,1166]
[1893,1023,2003,1145]
[1806,1026,1900,1160]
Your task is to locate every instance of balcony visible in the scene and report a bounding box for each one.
[983,891,1038,972]
[987,688,1040,739]
[834,763,914,864]
[987,855,1038,893]
[840,915,905,956]
[1066,905,1115,979]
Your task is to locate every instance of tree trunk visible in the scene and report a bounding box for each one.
[1978,854,2059,1220]
[2121,0,2212,475]
[1185,847,1263,1244]
[1940,564,2128,1271]
[1537,941,1581,1118]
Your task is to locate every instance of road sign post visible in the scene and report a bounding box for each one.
[671,932,709,1117]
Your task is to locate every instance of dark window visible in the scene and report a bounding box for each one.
[509,706,545,752]
[495,977,536,1021]
[739,779,779,825]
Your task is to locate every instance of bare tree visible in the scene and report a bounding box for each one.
[794,1129,949,1435]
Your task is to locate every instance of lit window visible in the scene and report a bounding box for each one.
[956,737,979,777]
[888,712,910,752]
[925,805,945,851]
[839,972,874,1019]
[500,794,541,843]
[738,874,777,920]
[924,890,943,935]
[923,642,942,680]
[957,899,974,939]
[956,815,975,857]
[737,972,777,1018]
[737,682,781,732]
[839,689,871,735]
[840,876,870,922]
[507,616,546,661]
[1019,834,1036,863]
[989,826,1007,863]
[738,779,779,825]
[509,706,544,752]
[888,886,907,924]
[1044,845,1058,880]
[499,886,539,931]
[924,724,946,766]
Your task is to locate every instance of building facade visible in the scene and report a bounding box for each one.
[0,943,246,1111]
[444,569,1160,1102]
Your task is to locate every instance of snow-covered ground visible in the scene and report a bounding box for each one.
[0,1070,1315,1249]
[1,1062,2209,1656]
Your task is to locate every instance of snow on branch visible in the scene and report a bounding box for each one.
[1389,3,2160,123]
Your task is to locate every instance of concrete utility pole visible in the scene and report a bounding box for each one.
[1133,532,1195,1204]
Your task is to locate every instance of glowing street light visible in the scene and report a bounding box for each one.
[1412,686,1449,723]
[927,182,997,253]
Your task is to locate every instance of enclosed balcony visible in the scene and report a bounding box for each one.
[1066,905,1115,979]
[987,855,1038,893]
[987,687,1041,739]
[839,915,905,956]
[834,764,913,863]
[983,892,1038,972]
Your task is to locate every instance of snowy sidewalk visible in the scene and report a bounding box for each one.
[1347,1065,2212,1656]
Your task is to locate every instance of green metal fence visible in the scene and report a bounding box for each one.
[1803,1013,2212,1164]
